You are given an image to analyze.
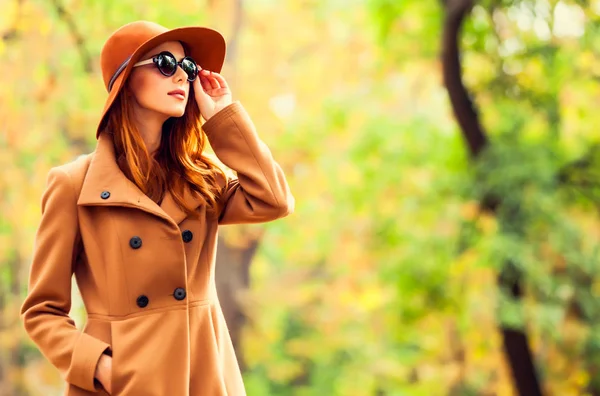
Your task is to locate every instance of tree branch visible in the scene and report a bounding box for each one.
[49,0,92,73]
[441,0,488,157]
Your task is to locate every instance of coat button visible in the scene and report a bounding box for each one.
[173,287,186,301]
[182,230,193,243]
[136,295,149,308]
[129,236,142,249]
[100,191,111,199]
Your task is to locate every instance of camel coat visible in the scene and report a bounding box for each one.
[20,101,294,395]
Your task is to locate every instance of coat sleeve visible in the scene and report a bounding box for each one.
[202,101,295,225]
[20,167,110,392]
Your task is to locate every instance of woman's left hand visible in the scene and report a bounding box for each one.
[193,69,233,121]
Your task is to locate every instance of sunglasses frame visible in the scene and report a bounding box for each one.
[133,51,199,82]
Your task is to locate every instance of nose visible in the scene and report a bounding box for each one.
[173,63,187,83]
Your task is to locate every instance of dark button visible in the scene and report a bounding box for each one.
[173,287,186,301]
[100,191,111,199]
[129,236,142,249]
[182,230,193,243]
[136,295,149,308]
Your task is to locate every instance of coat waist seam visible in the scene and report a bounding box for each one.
[87,299,211,321]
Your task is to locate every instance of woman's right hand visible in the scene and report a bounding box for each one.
[94,353,112,394]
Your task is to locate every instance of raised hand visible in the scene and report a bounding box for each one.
[193,69,233,121]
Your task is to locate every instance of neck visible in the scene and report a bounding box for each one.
[131,103,168,155]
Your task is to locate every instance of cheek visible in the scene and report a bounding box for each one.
[130,73,166,109]
[131,73,161,108]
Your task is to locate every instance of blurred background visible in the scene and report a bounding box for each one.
[2,0,600,395]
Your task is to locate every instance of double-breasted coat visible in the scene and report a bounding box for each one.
[20,101,294,395]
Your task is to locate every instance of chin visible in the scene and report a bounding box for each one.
[160,107,186,118]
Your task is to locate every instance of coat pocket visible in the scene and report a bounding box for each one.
[109,321,125,395]
[74,319,112,395]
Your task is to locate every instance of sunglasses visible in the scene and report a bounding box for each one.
[133,51,199,82]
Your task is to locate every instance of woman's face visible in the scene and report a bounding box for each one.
[128,41,191,119]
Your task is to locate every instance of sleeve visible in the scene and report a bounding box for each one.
[202,101,295,225]
[20,167,110,392]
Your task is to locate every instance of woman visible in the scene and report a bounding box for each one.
[20,20,294,396]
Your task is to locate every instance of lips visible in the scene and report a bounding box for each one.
[168,89,186,100]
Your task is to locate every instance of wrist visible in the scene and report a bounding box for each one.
[204,103,232,122]
[95,354,109,378]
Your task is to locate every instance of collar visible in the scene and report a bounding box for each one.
[77,131,202,225]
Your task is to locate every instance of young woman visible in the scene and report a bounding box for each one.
[20,20,294,395]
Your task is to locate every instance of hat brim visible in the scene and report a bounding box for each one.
[96,26,226,138]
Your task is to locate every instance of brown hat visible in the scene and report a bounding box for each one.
[96,20,226,138]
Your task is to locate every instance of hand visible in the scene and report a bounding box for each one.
[94,354,112,394]
[193,69,233,121]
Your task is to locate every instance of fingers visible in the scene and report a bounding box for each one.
[200,70,220,90]
[199,69,229,90]
[208,71,229,88]
[210,87,230,96]
[199,73,212,92]
[200,74,218,91]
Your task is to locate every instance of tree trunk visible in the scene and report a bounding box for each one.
[440,0,543,394]
[214,235,259,371]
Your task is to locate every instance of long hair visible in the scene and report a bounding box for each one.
[103,82,226,217]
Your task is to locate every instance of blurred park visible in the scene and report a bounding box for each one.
[2,0,600,394]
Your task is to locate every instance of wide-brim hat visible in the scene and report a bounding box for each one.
[96,20,226,138]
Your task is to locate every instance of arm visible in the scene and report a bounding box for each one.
[20,167,110,391]
[202,101,295,224]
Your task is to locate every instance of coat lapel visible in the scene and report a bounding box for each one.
[77,131,203,225]
[159,187,199,225]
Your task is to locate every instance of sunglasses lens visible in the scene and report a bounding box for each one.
[156,53,177,76]
[182,58,198,81]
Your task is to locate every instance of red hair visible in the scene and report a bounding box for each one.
[103,83,225,217]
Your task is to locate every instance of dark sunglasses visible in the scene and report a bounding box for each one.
[133,51,199,82]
